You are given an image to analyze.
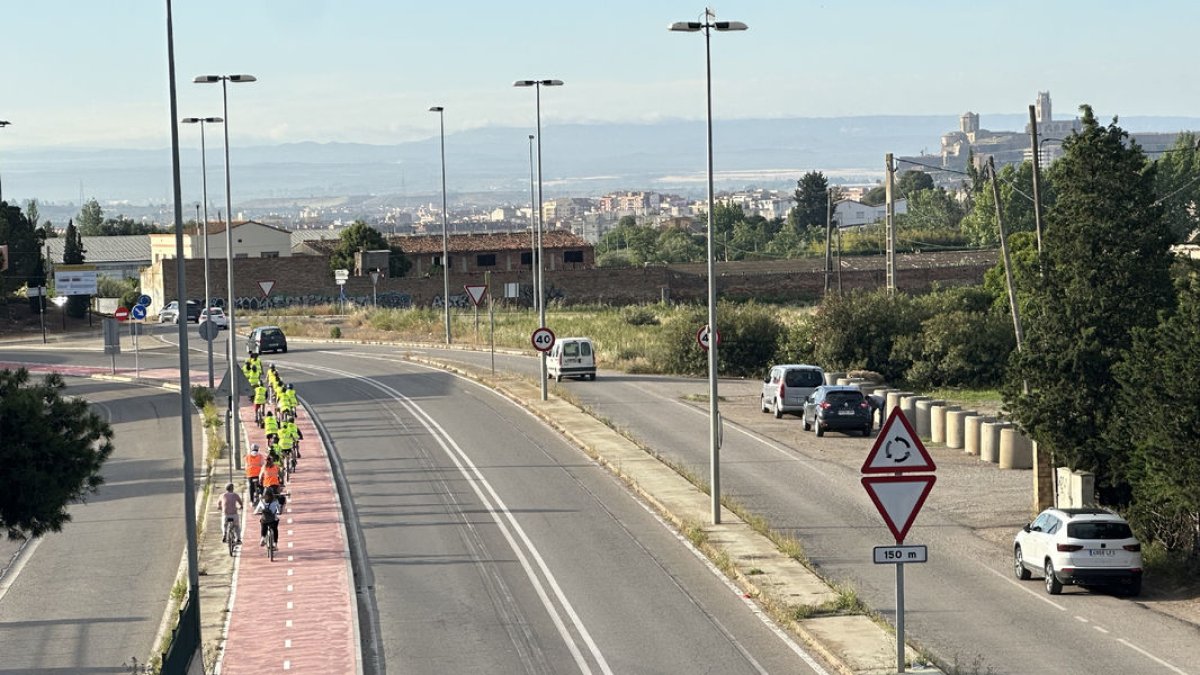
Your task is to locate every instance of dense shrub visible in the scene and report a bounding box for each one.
[806,289,923,382]
[190,385,213,409]
[620,306,660,326]
[330,326,342,339]
[895,309,1015,389]
[654,302,785,377]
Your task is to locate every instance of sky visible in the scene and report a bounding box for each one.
[1,0,1197,151]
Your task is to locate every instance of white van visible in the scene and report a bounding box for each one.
[547,337,596,381]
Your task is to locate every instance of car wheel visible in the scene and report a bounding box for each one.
[761,396,769,414]
[1013,546,1031,580]
[588,373,596,381]
[1126,578,1142,597]
[773,400,783,419]
[281,346,288,354]
[815,422,824,438]
[1044,560,1063,595]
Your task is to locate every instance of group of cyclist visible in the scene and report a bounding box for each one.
[221,354,305,551]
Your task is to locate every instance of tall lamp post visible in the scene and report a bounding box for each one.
[670,9,746,525]
[513,78,563,402]
[429,106,452,344]
[0,120,10,203]
[195,73,256,470]
[527,134,538,315]
[181,115,222,388]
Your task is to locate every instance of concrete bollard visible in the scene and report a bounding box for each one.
[886,391,913,420]
[980,421,1012,464]
[931,404,959,445]
[824,371,845,386]
[964,415,992,456]
[915,399,945,440]
[999,427,1034,469]
[900,395,929,427]
[946,410,972,449]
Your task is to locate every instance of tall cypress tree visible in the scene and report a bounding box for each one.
[62,219,89,318]
[789,170,831,235]
[1006,106,1175,502]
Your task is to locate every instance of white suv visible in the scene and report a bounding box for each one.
[1013,507,1142,596]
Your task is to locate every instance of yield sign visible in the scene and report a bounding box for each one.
[862,475,936,543]
[258,280,276,297]
[464,284,487,306]
[862,407,936,474]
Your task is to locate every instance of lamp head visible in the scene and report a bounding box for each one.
[513,80,536,87]
[229,74,257,83]
[714,21,748,31]
[0,120,11,127]
[669,21,702,32]
[194,75,221,84]
[542,79,564,87]
[429,106,444,112]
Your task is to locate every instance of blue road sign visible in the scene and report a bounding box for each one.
[131,305,148,320]
[137,294,152,307]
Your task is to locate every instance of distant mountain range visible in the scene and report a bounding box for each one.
[6,114,1200,208]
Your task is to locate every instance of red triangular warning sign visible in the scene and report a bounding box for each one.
[862,475,936,543]
[464,284,487,306]
[862,407,936,474]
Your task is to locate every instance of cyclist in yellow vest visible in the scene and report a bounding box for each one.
[253,382,268,426]
[278,429,295,473]
[263,411,279,438]
[283,418,302,460]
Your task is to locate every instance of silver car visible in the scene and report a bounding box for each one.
[760,364,825,418]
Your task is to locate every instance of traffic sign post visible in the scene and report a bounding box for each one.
[531,326,555,353]
[465,285,487,339]
[862,406,937,674]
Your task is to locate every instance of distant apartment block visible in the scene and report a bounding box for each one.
[835,199,907,228]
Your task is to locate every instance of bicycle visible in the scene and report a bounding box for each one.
[285,449,297,475]
[265,525,277,562]
[224,517,239,556]
[254,404,265,427]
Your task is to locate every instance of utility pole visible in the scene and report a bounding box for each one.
[1028,104,1045,255]
[885,153,896,294]
[989,157,1024,351]
[824,188,833,296]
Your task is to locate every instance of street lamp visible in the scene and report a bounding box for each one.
[429,106,451,344]
[513,78,563,402]
[0,120,10,203]
[528,134,537,315]
[195,73,256,469]
[181,115,223,388]
[670,9,746,525]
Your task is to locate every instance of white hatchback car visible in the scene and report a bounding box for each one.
[1013,507,1142,596]
[198,307,228,330]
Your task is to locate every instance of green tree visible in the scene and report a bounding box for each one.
[713,202,745,239]
[861,184,886,206]
[77,199,104,235]
[789,171,831,234]
[1006,106,1175,500]
[1115,270,1200,557]
[0,368,114,539]
[329,220,409,278]
[1152,132,1200,243]
[959,161,1042,247]
[62,219,89,318]
[0,202,46,307]
[895,170,935,199]
[656,228,704,263]
[899,187,966,231]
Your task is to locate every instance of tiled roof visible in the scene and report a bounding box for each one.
[46,235,152,263]
[177,220,291,236]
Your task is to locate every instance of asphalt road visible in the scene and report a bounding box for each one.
[0,377,201,674]
[394,343,1200,675]
[283,350,828,674]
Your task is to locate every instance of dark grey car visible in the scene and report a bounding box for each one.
[803,385,873,437]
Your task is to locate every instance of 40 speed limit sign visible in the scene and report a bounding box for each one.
[531,326,556,352]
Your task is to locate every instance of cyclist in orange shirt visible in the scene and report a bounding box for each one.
[259,456,283,497]
[244,444,266,503]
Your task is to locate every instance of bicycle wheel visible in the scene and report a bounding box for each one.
[228,520,238,556]
[268,529,276,562]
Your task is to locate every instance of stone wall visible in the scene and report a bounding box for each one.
[144,250,998,310]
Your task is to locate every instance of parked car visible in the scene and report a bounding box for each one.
[547,337,596,381]
[1013,507,1143,596]
[198,307,228,330]
[246,325,288,355]
[158,300,201,324]
[802,385,872,437]
[759,364,825,418]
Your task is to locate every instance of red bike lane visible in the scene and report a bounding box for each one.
[218,398,358,674]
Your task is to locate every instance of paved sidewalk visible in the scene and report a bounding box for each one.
[215,398,358,674]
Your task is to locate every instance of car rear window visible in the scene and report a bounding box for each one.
[564,342,579,357]
[785,369,823,388]
[1067,521,1133,540]
[263,329,283,338]
[825,391,864,405]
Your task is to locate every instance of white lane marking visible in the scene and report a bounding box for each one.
[283,660,290,670]
[982,565,1066,611]
[0,537,44,603]
[288,518,294,524]
[1094,625,1109,634]
[287,569,294,576]
[288,542,293,548]
[1075,615,1088,623]
[1116,638,1189,674]
[286,619,293,628]
[297,361,610,675]
[285,639,292,648]
[287,555,294,562]
[287,529,294,535]
[287,601,294,610]
[287,585,294,592]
